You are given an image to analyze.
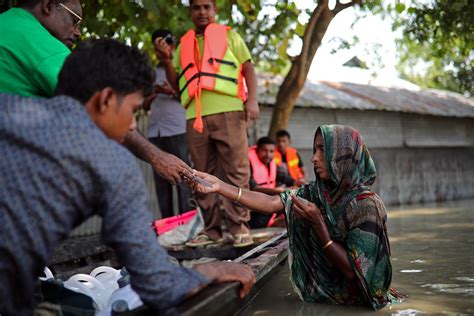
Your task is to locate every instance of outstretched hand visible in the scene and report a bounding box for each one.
[194,262,256,299]
[155,151,192,185]
[183,170,221,194]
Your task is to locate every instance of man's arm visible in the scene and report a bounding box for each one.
[241,61,259,121]
[101,157,255,310]
[122,130,191,185]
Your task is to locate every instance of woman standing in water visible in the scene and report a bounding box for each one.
[188,125,402,310]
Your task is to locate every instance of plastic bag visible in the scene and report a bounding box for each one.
[152,208,204,246]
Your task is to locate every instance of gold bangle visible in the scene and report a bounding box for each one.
[322,240,333,250]
[234,187,242,203]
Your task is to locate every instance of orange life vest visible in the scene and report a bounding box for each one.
[179,23,247,132]
[248,146,276,189]
[274,147,303,180]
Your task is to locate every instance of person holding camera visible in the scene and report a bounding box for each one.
[144,29,194,219]
[154,0,259,248]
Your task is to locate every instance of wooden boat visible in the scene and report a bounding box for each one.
[48,228,289,315]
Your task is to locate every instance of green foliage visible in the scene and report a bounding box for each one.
[393,0,473,96]
[79,0,193,60]
[2,0,470,95]
[223,0,301,74]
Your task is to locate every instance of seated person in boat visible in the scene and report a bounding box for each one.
[0,39,255,316]
[275,129,307,185]
[188,124,401,310]
[248,136,294,228]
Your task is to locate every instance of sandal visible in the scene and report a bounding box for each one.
[233,233,254,248]
[185,234,222,248]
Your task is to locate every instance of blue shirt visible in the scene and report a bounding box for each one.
[0,94,208,315]
[148,67,186,138]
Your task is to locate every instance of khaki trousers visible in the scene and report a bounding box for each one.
[186,111,250,240]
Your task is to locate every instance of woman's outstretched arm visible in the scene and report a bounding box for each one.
[191,171,284,214]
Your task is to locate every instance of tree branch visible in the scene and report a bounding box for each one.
[298,0,329,83]
[332,0,361,14]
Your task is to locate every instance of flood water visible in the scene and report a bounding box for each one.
[240,199,474,315]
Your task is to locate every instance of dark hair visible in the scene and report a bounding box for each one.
[257,136,276,149]
[56,39,155,104]
[151,29,173,43]
[276,129,291,139]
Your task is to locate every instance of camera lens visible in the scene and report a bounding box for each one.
[165,34,174,45]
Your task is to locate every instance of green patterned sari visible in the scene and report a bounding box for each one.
[280,125,399,310]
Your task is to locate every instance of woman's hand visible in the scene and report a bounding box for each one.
[183,170,221,194]
[291,194,330,241]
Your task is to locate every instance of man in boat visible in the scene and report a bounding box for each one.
[275,129,307,185]
[0,39,255,316]
[248,136,294,228]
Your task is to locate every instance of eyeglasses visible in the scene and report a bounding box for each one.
[59,2,82,29]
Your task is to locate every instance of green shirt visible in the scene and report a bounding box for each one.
[173,29,252,120]
[0,8,71,97]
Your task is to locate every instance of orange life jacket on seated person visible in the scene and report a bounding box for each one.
[248,145,276,189]
[248,146,283,228]
[274,147,304,180]
[178,23,247,133]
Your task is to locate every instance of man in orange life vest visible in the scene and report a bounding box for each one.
[275,129,307,185]
[154,0,259,248]
[248,137,294,228]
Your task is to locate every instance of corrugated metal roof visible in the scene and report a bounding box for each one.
[258,74,474,118]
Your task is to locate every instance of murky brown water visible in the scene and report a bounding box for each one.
[240,199,474,315]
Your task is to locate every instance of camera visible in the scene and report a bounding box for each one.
[163,34,176,45]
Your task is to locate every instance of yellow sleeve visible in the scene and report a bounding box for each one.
[228,30,253,64]
[173,44,181,73]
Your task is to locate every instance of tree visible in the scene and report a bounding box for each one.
[2,0,470,130]
[394,0,473,96]
[266,0,364,137]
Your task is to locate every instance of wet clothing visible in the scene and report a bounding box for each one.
[280,125,395,310]
[0,8,70,97]
[0,95,209,315]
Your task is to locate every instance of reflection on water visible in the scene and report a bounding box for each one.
[240,199,474,316]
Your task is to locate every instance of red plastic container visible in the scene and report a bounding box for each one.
[152,209,197,235]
